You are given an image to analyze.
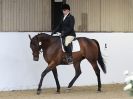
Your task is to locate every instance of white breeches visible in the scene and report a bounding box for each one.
[65,36,74,46]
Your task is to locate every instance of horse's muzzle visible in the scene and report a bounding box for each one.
[33,57,39,61]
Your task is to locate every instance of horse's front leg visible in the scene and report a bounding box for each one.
[37,67,51,95]
[52,67,60,93]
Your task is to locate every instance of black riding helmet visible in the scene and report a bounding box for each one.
[62,4,70,10]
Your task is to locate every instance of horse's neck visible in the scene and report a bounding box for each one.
[38,35,61,63]
[38,34,59,50]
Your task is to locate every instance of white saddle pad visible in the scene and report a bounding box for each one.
[62,40,80,52]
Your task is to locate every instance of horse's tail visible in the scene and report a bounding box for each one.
[92,39,107,74]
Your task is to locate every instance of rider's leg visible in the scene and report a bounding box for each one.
[65,36,74,46]
[66,43,73,64]
[65,36,74,64]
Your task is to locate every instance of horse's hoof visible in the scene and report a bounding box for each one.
[56,91,60,94]
[66,87,72,90]
[37,90,41,95]
[65,88,72,93]
[97,90,102,93]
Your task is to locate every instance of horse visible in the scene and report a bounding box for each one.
[29,33,106,95]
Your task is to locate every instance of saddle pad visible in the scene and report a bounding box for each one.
[62,40,80,52]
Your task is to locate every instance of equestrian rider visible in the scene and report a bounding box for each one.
[51,4,76,64]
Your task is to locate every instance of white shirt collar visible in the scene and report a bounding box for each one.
[63,13,69,21]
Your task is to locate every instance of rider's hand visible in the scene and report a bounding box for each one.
[57,32,61,36]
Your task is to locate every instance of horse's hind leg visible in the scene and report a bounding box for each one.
[90,61,101,92]
[52,67,60,93]
[68,62,81,89]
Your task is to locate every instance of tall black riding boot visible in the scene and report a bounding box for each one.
[65,44,73,64]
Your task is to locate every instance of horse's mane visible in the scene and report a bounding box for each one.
[36,33,59,38]
[35,33,60,43]
[36,33,50,38]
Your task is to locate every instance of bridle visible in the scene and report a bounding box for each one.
[39,44,43,53]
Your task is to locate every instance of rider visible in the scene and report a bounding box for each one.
[51,4,76,64]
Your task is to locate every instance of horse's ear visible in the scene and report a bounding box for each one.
[28,34,32,40]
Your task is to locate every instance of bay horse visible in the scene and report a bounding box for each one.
[29,33,106,95]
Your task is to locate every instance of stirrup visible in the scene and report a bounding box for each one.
[66,57,73,64]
